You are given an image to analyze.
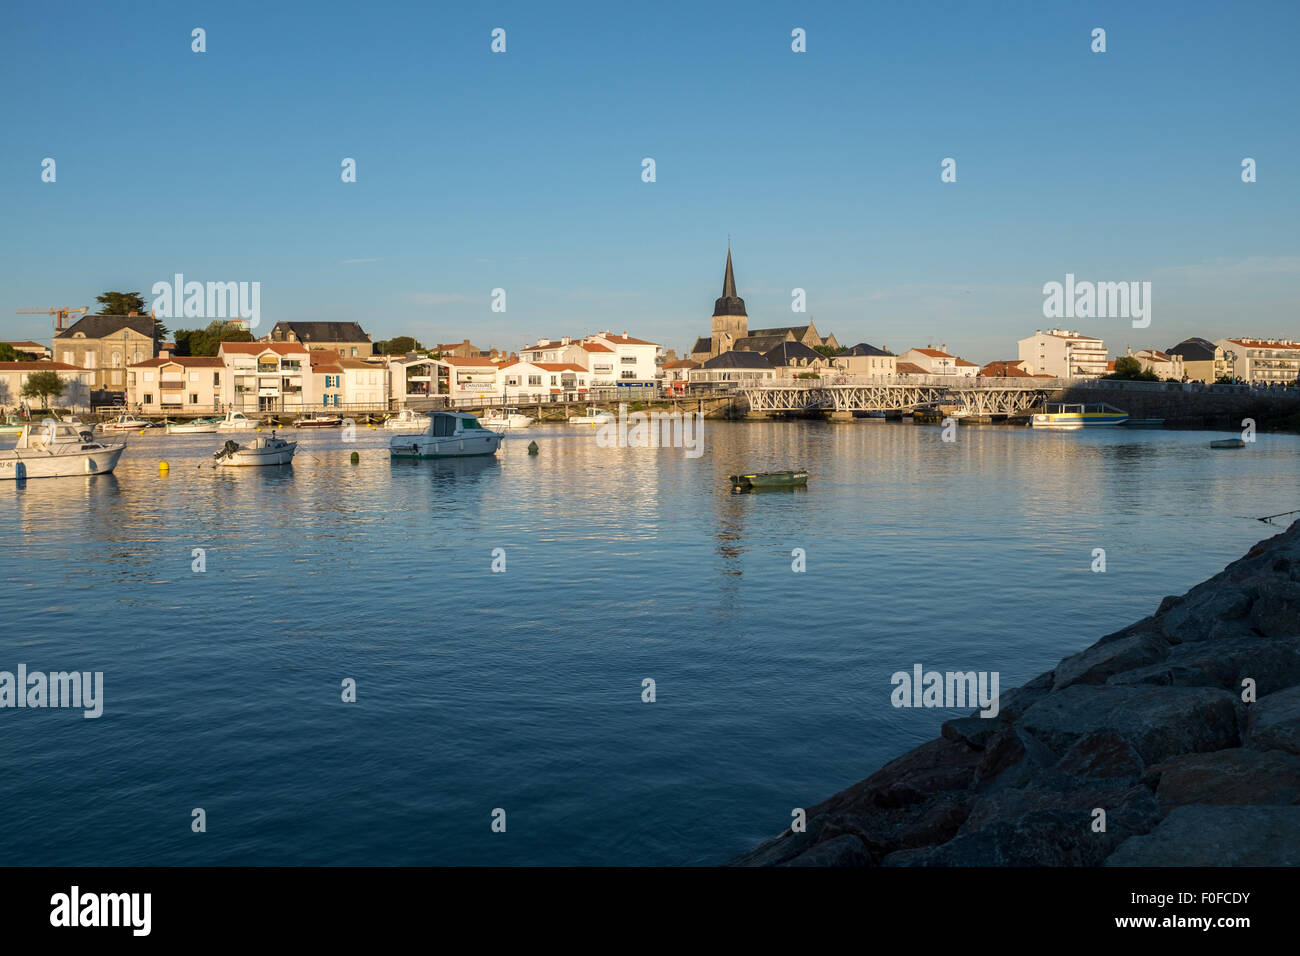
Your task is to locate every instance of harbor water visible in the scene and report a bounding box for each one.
[0,421,1296,865]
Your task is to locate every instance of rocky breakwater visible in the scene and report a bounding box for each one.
[731,521,1300,866]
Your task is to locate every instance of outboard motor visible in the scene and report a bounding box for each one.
[214,439,241,461]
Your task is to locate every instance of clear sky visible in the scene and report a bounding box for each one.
[2,0,1296,362]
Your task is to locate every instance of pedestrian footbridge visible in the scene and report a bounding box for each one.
[738,375,1067,416]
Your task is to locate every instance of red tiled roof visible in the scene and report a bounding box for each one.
[1224,338,1300,349]
[954,359,977,367]
[1,341,48,349]
[442,356,499,366]
[895,362,928,375]
[589,333,658,346]
[663,359,699,368]
[912,348,954,358]
[132,356,225,368]
[220,342,308,355]
[535,363,585,372]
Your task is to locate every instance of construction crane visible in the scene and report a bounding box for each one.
[15,307,88,332]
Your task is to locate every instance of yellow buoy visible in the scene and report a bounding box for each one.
[159,461,169,474]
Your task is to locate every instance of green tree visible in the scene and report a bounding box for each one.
[174,320,253,356]
[1107,356,1158,381]
[96,291,168,342]
[814,345,843,358]
[0,343,22,361]
[376,336,420,355]
[21,370,66,410]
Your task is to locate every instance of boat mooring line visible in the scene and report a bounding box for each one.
[1257,508,1300,524]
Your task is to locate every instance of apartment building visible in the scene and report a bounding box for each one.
[218,342,313,412]
[127,356,225,412]
[1018,329,1108,378]
[1214,337,1300,384]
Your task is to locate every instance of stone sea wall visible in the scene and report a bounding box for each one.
[731,520,1300,866]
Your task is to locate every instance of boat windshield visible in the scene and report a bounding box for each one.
[461,417,484,429]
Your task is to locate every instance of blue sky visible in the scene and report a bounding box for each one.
[2,0,1296,362]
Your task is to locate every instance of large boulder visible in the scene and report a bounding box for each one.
[1106,805,1300,866]
[1052,631,1171,690]
[1144,748,1300,811]
[1017,685,1242,765]
[1244,685,1300,755]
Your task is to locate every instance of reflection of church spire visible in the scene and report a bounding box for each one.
[713,247,747,317]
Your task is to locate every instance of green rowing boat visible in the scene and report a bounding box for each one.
[729,470,809,488]
[1209,439,1246,449]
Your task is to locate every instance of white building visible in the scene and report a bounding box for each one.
[310,351,388,409]
[1214,337,1300,384]
[0,361,92,411]
[1018,329,1108,378]
[898,347,978,378]
[1129,348,1186,381]
[217,342,313,413]
[127,356,226,412]
[584,331,660,388]
[499,361,589,402]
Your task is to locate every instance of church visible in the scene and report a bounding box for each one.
[688,249,839,364]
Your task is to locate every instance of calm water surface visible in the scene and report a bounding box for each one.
[1,421,1296,865]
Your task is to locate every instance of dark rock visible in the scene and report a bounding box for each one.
[1157,586,1257,643]
[1108,637,1300,693]
[727,814,826,866]
[780,833,872,867]
[1106,805,1300,866]
[941,715,998,750]
[1017,685,1242,765]
[1250,581,1300,638]
[806,737,983,817]
[1144,748,1300,811]
[972,726,1060,792]
[1048,731,1145,786]
[1053,631,1171,690]
[815,796,972,861]
[887,785,1160,867]
[1244,685,1300,755]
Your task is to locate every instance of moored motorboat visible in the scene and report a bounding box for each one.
[293,413,344,428]
[1210,438,1246,449]
[165,417,221,434]
[215,410,260,431]
[0,415,27,436]
[213,432,297,466]
[568,406,614,425]
[729,469,809,489]
[389,412,502,458]
[0,420,126,479]
[382,408,431,430]
[481,408,533,431]
[98,413,153,431]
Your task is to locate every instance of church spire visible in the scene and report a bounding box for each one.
[713,245,747,318]
[722,247,737,298]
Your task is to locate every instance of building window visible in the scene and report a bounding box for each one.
[528,375,541,386]
[144,394,153,404]
[190,394,198,404]
[213,372,221,386]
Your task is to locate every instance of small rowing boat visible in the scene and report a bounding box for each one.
[1209,439,1246,449]
[729,469,809,489]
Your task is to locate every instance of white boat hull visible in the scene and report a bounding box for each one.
[216,422,258,431]
[389,432,501,458]
[217,443,297,466]
[167,423,219,434]
[0,444,125,479]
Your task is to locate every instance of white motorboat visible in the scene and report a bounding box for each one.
[99,414,153,431]
[293,413,344,428]
[165,417,220,434]
[215,410,260,431]
[389,412,502,459]
[213,432,297,466]
[567,406,614,425]
[480,408,533,431]
[382,408,431,430]
[0,420,126,480]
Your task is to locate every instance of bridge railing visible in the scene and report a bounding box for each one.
[741,374,1070,390]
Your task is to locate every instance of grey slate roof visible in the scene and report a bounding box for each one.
[763,341,825,365]
[748,324,810,340]
[271,321,372,343]
[700,350,773,370]
[731,334,789,353]
[56,314,154,339]
[839,342,894,356]
[691,336,712,355]
[1166,337,1217,361]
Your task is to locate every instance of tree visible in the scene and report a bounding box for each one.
[96,291,167,342]
[21,370,66,410]
[173,320,253,356]
[376,336,421,355]
[1107,356,1158,381]
[814,345,843,358]
[0,343,29,361]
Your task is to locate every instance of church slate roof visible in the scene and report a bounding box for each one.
[712,249,747,317]
[731,334,789,353]
[748,325,811,340]
[56,314,154,339]
[764,341,825,365]
[691,337,712,355]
